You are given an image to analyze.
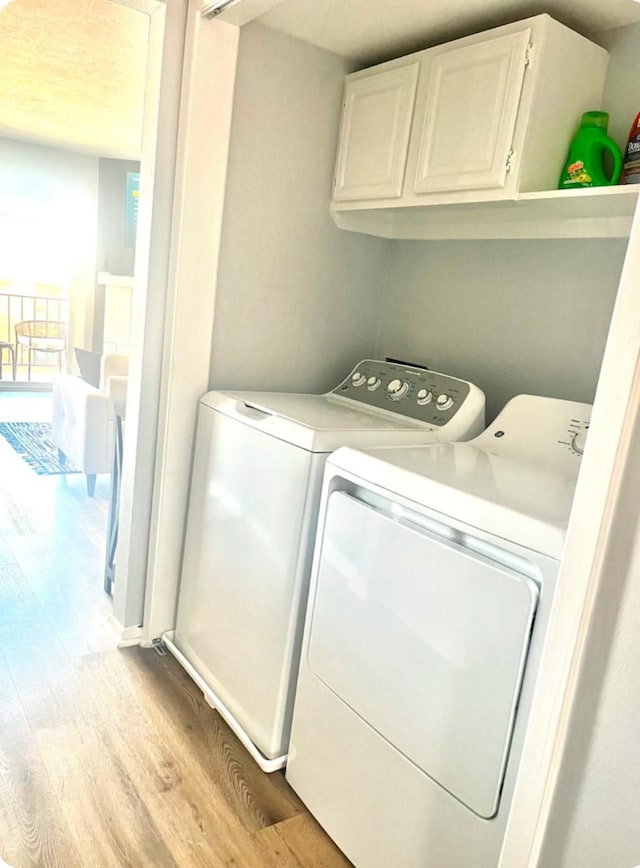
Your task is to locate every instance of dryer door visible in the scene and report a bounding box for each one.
[307,491,539,819]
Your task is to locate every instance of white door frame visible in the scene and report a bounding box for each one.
[138,8,240,642]
[499,199,640,865]
[111,0,189,632]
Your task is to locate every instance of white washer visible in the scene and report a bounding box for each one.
[286,394,591,868]
[164,360,484,772]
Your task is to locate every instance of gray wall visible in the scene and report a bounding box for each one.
[210,22,630,414]
[376,238,626,421]
[96,158,139,278]
[600,22,640,153]
[210,23,389,394]
[363,20,637,422]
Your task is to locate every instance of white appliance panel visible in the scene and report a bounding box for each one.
[327,395,591,558]
[286,395,590,866]
[328,443,576,558]
[175,405,324,759]
[287,484,560,868]
[171,360,486,770]
[307,491,539,818]
[288,660,500,868]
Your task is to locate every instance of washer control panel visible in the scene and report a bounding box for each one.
[334,360,473,426]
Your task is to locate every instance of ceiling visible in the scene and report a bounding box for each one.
[257,0,640,65]
[4,0,639,158]
[0,0,148,160]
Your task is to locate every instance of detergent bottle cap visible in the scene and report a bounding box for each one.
[580,111,609,131]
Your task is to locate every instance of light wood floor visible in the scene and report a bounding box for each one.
[0,391,351,868]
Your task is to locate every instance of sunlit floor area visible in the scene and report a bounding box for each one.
[0,389,116,660]
[0,391,350,868]
[0,366,66,386]
[0,390,55,422]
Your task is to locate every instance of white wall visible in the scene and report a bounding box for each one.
[376,238,626,421]
[210,22,389,394]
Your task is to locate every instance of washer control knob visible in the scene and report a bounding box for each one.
[571,429,588,456]
[367,376,382,391]
[387,378,410,401]
[351,372,366,387]
[436,393,454,411]
[416,389,433,406]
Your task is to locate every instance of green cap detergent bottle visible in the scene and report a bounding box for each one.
[558,111,622,189]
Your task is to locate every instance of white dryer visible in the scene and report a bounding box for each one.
[286,394,591,868]
[165,360,485,772]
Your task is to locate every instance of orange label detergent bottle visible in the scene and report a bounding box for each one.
[621,112,640,184]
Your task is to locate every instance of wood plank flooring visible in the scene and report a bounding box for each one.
[0,391,351,867]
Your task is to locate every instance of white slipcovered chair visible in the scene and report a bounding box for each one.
[52,355,128,496]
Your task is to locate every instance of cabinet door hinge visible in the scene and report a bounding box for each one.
[505,149,516,173]
[524,43,534,68]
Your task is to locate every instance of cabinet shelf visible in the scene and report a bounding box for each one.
[331,186,640,240]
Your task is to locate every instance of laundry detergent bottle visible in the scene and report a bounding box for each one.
[621,112,640,183]
[558,111,622,189]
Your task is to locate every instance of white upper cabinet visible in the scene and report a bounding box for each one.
[333,62,419,201]
[414,30,530,194]
[331,15,615,237]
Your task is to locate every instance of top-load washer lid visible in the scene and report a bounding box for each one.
[328,395,591,558]
[200,391,438,453]
[200,360,486,452]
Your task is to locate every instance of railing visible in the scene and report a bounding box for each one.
[0,292,70,382]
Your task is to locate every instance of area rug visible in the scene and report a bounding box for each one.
[0,421,80,475]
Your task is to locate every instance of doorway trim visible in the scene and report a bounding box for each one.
[110,0,190,630]
[499,199,640,864]
[139,11,240,642]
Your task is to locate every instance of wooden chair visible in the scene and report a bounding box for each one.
[15,320,67,381]
[0,341,16,380]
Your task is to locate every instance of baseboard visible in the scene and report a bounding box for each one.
[107,616,143,648]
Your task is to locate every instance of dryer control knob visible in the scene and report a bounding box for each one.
[351,372,366,387]
[436,393,454,411]
[367,377,382,391]
[571,430,587,456]
[417,389,433,405]
[387,379,410,400]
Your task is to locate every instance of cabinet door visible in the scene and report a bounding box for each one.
[333,63,419,202]
[414,30,531,194]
